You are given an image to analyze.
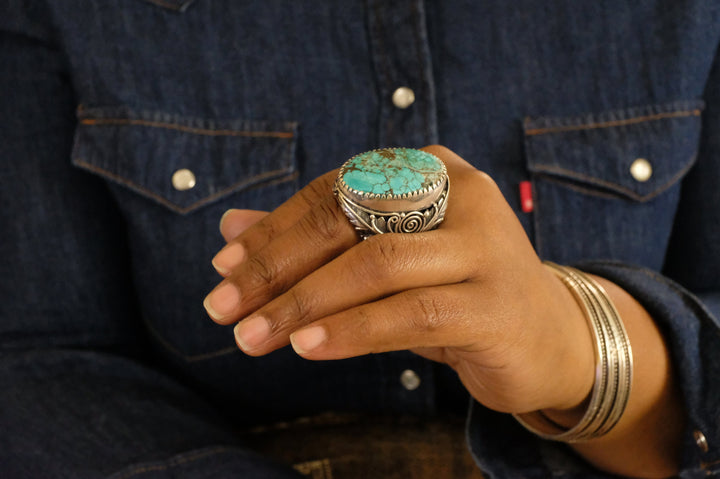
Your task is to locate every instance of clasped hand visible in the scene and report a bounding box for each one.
[204,145,594,416]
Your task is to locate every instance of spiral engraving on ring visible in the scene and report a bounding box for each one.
[386,211,424,233]
[334,181,449,239]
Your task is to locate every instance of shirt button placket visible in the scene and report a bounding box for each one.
[368,0,437,415]
[367,0,438,146]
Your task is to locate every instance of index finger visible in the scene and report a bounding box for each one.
[226,169,341,256]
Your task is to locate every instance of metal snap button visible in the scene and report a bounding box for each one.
[630,158,652,182]
[400,369,421,391]
[392,87,416,109]
[172,169,197,191]
[694,430,709,453]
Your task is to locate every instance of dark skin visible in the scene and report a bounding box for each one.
[205,145,684,478]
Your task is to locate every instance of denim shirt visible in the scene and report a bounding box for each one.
[2,1,719,478]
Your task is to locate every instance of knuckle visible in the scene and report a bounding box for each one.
[348,308,376,344]
[298,174,334,208]
[407,291,450,334]
[241,221,277,251]
[247,253,278,288]
[421,144,451,158]
[361,235,406,282]
[305,198,345,241]
[283,287,315,325]
[255,220,279,243]
[472,169,501,193]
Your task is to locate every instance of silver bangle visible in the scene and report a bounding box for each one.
[513,262,633,443]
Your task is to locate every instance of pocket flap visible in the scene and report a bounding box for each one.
[524,101,703,201]
[71,106,298,214]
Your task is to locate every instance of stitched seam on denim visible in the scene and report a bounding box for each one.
[369,0,394,144]
[110,446,237,479]
[411,1,429,141]
[79,118,294,138]
[73,159,294,214]
[137,0,197,12]
[370,2,392,93]
[74,159,184,212]
[530,158,695,202]
[538,175,625,201]
[531,178,544,256]
[141,0,185,11]
[525,109,702,136]
[142,319,239,362]
[182,170,298,213]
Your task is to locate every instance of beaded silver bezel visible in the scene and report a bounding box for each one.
[335,148,448,213]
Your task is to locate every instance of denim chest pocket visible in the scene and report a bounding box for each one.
[71,105,298,360]
[71,106,298,215]
[525,100,703,270]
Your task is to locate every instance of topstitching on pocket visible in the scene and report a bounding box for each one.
[71,105,299,214]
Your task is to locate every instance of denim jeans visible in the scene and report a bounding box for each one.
[2,1,719,477]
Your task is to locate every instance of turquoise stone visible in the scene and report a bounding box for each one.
[342,148,444,196]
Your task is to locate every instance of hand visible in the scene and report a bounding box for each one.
[204,145,594,414]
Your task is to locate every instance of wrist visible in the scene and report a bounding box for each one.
[536,264,595,413]
[516,264,634,443]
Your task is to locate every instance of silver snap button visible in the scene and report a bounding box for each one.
[172,169,197,191]
[392,87,416,109]
[630,158,652,182]
[694,430,709,453]
[400,369,421,391]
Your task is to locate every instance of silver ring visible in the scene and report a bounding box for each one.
[333,148,449,239]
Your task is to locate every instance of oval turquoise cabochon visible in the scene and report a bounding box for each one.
[341,148,444,196]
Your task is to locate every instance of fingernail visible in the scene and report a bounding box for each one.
[203,283,240,320]
[219,209,237,235]
[234,316,271,351]
[290,326,327,354]
[212,243,245,275]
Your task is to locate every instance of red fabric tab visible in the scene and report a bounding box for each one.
[519,181,534,213]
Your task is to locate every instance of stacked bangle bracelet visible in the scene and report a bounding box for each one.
[513,262,634,443]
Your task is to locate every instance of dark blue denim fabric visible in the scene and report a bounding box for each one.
[1,0,719,477]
